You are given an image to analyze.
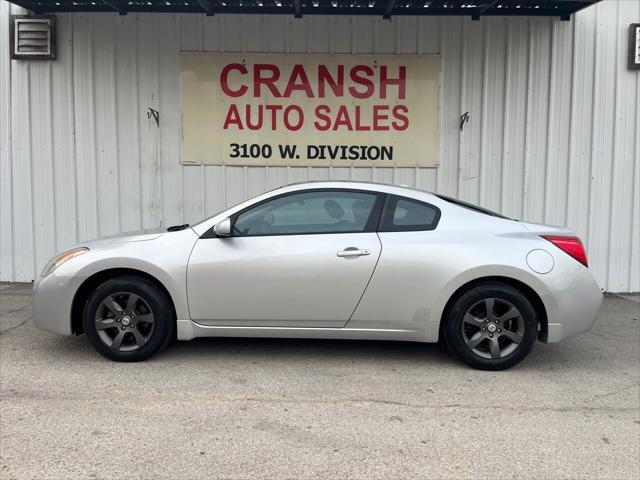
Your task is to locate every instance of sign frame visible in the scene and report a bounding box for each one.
[179,52,442,168]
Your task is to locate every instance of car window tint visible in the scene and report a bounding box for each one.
[233,191,378,236]
[380,196,440,232]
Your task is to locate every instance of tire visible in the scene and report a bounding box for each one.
[442,283,537,371]
[82,275,175,362]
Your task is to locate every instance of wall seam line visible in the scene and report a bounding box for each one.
[605,0,621,289]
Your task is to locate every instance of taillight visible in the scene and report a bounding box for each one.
[541,235,588,267]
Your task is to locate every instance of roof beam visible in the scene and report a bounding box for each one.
[196,0,216,15]
[471,0,500,20]
[293,0,302,18]
[383,0,398,20]
[101,0,127,15]
[12,0,41,13]
[4,0,603,17]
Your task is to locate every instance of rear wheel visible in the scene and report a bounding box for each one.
[83,276,174,362]
[443,283,537,370]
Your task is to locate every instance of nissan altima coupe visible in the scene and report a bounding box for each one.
[33,182,602,370]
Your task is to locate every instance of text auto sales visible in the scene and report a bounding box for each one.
[220,63,409,161]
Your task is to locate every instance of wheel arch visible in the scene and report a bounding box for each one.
[439,276,549,343]
[71,268,177,335]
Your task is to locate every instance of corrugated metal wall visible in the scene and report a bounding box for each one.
[1,0,638,291]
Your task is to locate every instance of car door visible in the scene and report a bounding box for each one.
[187,189,384,327]
[349,194,443,332]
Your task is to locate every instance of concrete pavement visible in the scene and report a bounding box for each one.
[1,282,638,479]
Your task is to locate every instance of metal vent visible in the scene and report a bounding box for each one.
[630,24,640,70]
[10,16,56,60]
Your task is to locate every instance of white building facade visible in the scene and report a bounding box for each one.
[0,0,638,291]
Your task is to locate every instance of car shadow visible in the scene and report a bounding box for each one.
[51,332,459,367]
[47,329,612,373]
[162,336,454,365]
[157,336,611,373]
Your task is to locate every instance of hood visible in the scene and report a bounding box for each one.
[79,228,167,248]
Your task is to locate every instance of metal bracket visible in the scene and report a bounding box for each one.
[383,0,398,20]
[459,111,470,131]
[147,108,159,127]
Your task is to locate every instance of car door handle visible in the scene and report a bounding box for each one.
[337,248,371,258]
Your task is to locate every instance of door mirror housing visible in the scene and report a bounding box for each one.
[213,218,232,237]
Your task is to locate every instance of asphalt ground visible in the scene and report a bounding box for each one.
[1,281,639,480]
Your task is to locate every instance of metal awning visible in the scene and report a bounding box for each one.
[8,0,600,20]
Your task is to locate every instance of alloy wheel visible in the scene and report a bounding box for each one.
[94,292,155,351]
[461,297,525,360]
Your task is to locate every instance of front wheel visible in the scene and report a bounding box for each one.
[443,283,538,370]
[83,276,175,362]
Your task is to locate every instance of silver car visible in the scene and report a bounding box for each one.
[33,181,602,370]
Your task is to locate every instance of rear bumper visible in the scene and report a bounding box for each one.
[542,268,603,343]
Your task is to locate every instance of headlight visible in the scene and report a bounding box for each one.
[40,247,89,277]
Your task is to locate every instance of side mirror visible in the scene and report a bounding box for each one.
[213,217,232,237]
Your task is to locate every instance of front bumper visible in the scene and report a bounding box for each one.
[32,271,83,335]
[543,268,603,343]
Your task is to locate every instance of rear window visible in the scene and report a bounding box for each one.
[435,194,511,219]
[379,195,440,232]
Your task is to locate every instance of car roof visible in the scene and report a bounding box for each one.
[277,180,435,197]
[283,180,426,190]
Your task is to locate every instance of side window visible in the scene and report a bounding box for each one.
[379,195,440,232]
[233,190,379,236]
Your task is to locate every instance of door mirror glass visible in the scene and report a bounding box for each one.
[213,218,232,237]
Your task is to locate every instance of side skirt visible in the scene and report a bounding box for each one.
[176,319,429,343]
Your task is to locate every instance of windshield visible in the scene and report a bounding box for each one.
[435,194,511,220]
